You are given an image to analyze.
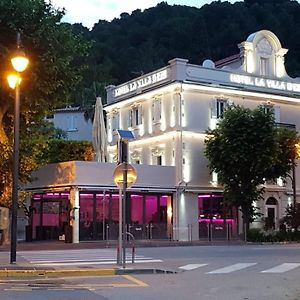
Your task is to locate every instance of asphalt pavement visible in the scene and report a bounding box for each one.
[0,239,230,277]
[1,241,300,300]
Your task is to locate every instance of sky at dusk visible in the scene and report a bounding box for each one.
[49,0,237,29]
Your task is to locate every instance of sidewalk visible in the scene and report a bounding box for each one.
[0,239,243,278]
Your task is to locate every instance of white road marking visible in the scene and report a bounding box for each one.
[179,264,208,271]
[261,263,300,273]
[34,259,163,266]
[19,249,162,266]
[207,263,257,274]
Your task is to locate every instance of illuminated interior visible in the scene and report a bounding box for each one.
[198,194,237,238]
[30,191,173,241]
[31,192,70,241]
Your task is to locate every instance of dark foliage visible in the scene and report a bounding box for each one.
[40,139,94,164]
[72,0,300,107]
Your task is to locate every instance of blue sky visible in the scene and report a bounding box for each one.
[50,0,236,29]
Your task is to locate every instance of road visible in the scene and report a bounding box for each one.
[1,244,300,300]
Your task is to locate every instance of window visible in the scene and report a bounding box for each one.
[151,147,164,165]
[262,103,280,123]
[131,151,141,164]
[67,115,77,131]
[260,58,268,76]
[157,155,162,166]
[263,103,273,115]
[129,105,142,127]
[152,155,162,165]
[111,111,119,132]
[211,99,228,119]
[152,99,161,123]
[216,100,227,118]
[211,172,218,186]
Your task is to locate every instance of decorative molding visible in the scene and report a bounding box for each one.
[131,150,141,160]
[257,38,273,57]
[151,146,164,156]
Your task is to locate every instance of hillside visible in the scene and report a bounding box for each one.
[72,0,300,106]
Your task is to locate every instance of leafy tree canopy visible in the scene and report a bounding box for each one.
[0,0,90,206]
[205,105,299,225]
[40,139,94,164]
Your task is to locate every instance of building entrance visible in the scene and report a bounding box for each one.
[198,193,238,240]
[265,197,278,229]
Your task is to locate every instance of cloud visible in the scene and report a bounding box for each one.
[49,0,239,29]
[50,0,160,28]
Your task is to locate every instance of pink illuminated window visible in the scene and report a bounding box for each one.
[145,195,158,223]
[131,194,143,224]
[79,194,93,229]
[42,202,59,226]
[96,193,109,222]
[111,194,119,222]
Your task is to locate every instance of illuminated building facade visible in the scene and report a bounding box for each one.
[105,30,300,240]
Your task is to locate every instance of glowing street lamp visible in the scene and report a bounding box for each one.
[11,53,29,73]
[7,32,29,264]
[7,74,22,89]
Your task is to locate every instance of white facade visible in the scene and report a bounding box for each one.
[105,30,300,239]
[48,107,93,141]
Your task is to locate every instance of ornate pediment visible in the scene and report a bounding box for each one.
[131,151,141,160]
[151,147,164,156]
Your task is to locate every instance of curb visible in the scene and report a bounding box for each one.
[0,268,115,278]
[0,268,177,278]
[116,268,177,275]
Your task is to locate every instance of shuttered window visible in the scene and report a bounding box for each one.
[152,99,161,123]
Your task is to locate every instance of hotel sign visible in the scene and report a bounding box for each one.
[230,74,300,93]
[114,70,168,97]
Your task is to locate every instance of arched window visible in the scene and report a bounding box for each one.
[266,197,277,205]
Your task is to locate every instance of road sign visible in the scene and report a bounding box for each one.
[113,163,137,188]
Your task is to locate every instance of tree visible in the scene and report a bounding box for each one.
[204,105,299,232]
[0,0,90,206]
[281,204,300,231]
[39,140,94,164]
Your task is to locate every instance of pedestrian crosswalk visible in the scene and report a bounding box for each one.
[178,262,300,274]
[207,263,257,274]
[19,249,163,266]
[261,263,300,273]
[18,249,300,275]
[179,264,208,271]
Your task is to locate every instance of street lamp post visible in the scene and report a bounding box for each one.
[7,32,29,264]
[292,164,296,208]
[113,130,136,268]
[287,143,300,213]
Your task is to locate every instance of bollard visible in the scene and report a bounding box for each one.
[117,245,121,265]
[132,244,135,264]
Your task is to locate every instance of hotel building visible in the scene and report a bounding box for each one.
[25,30,300,243]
